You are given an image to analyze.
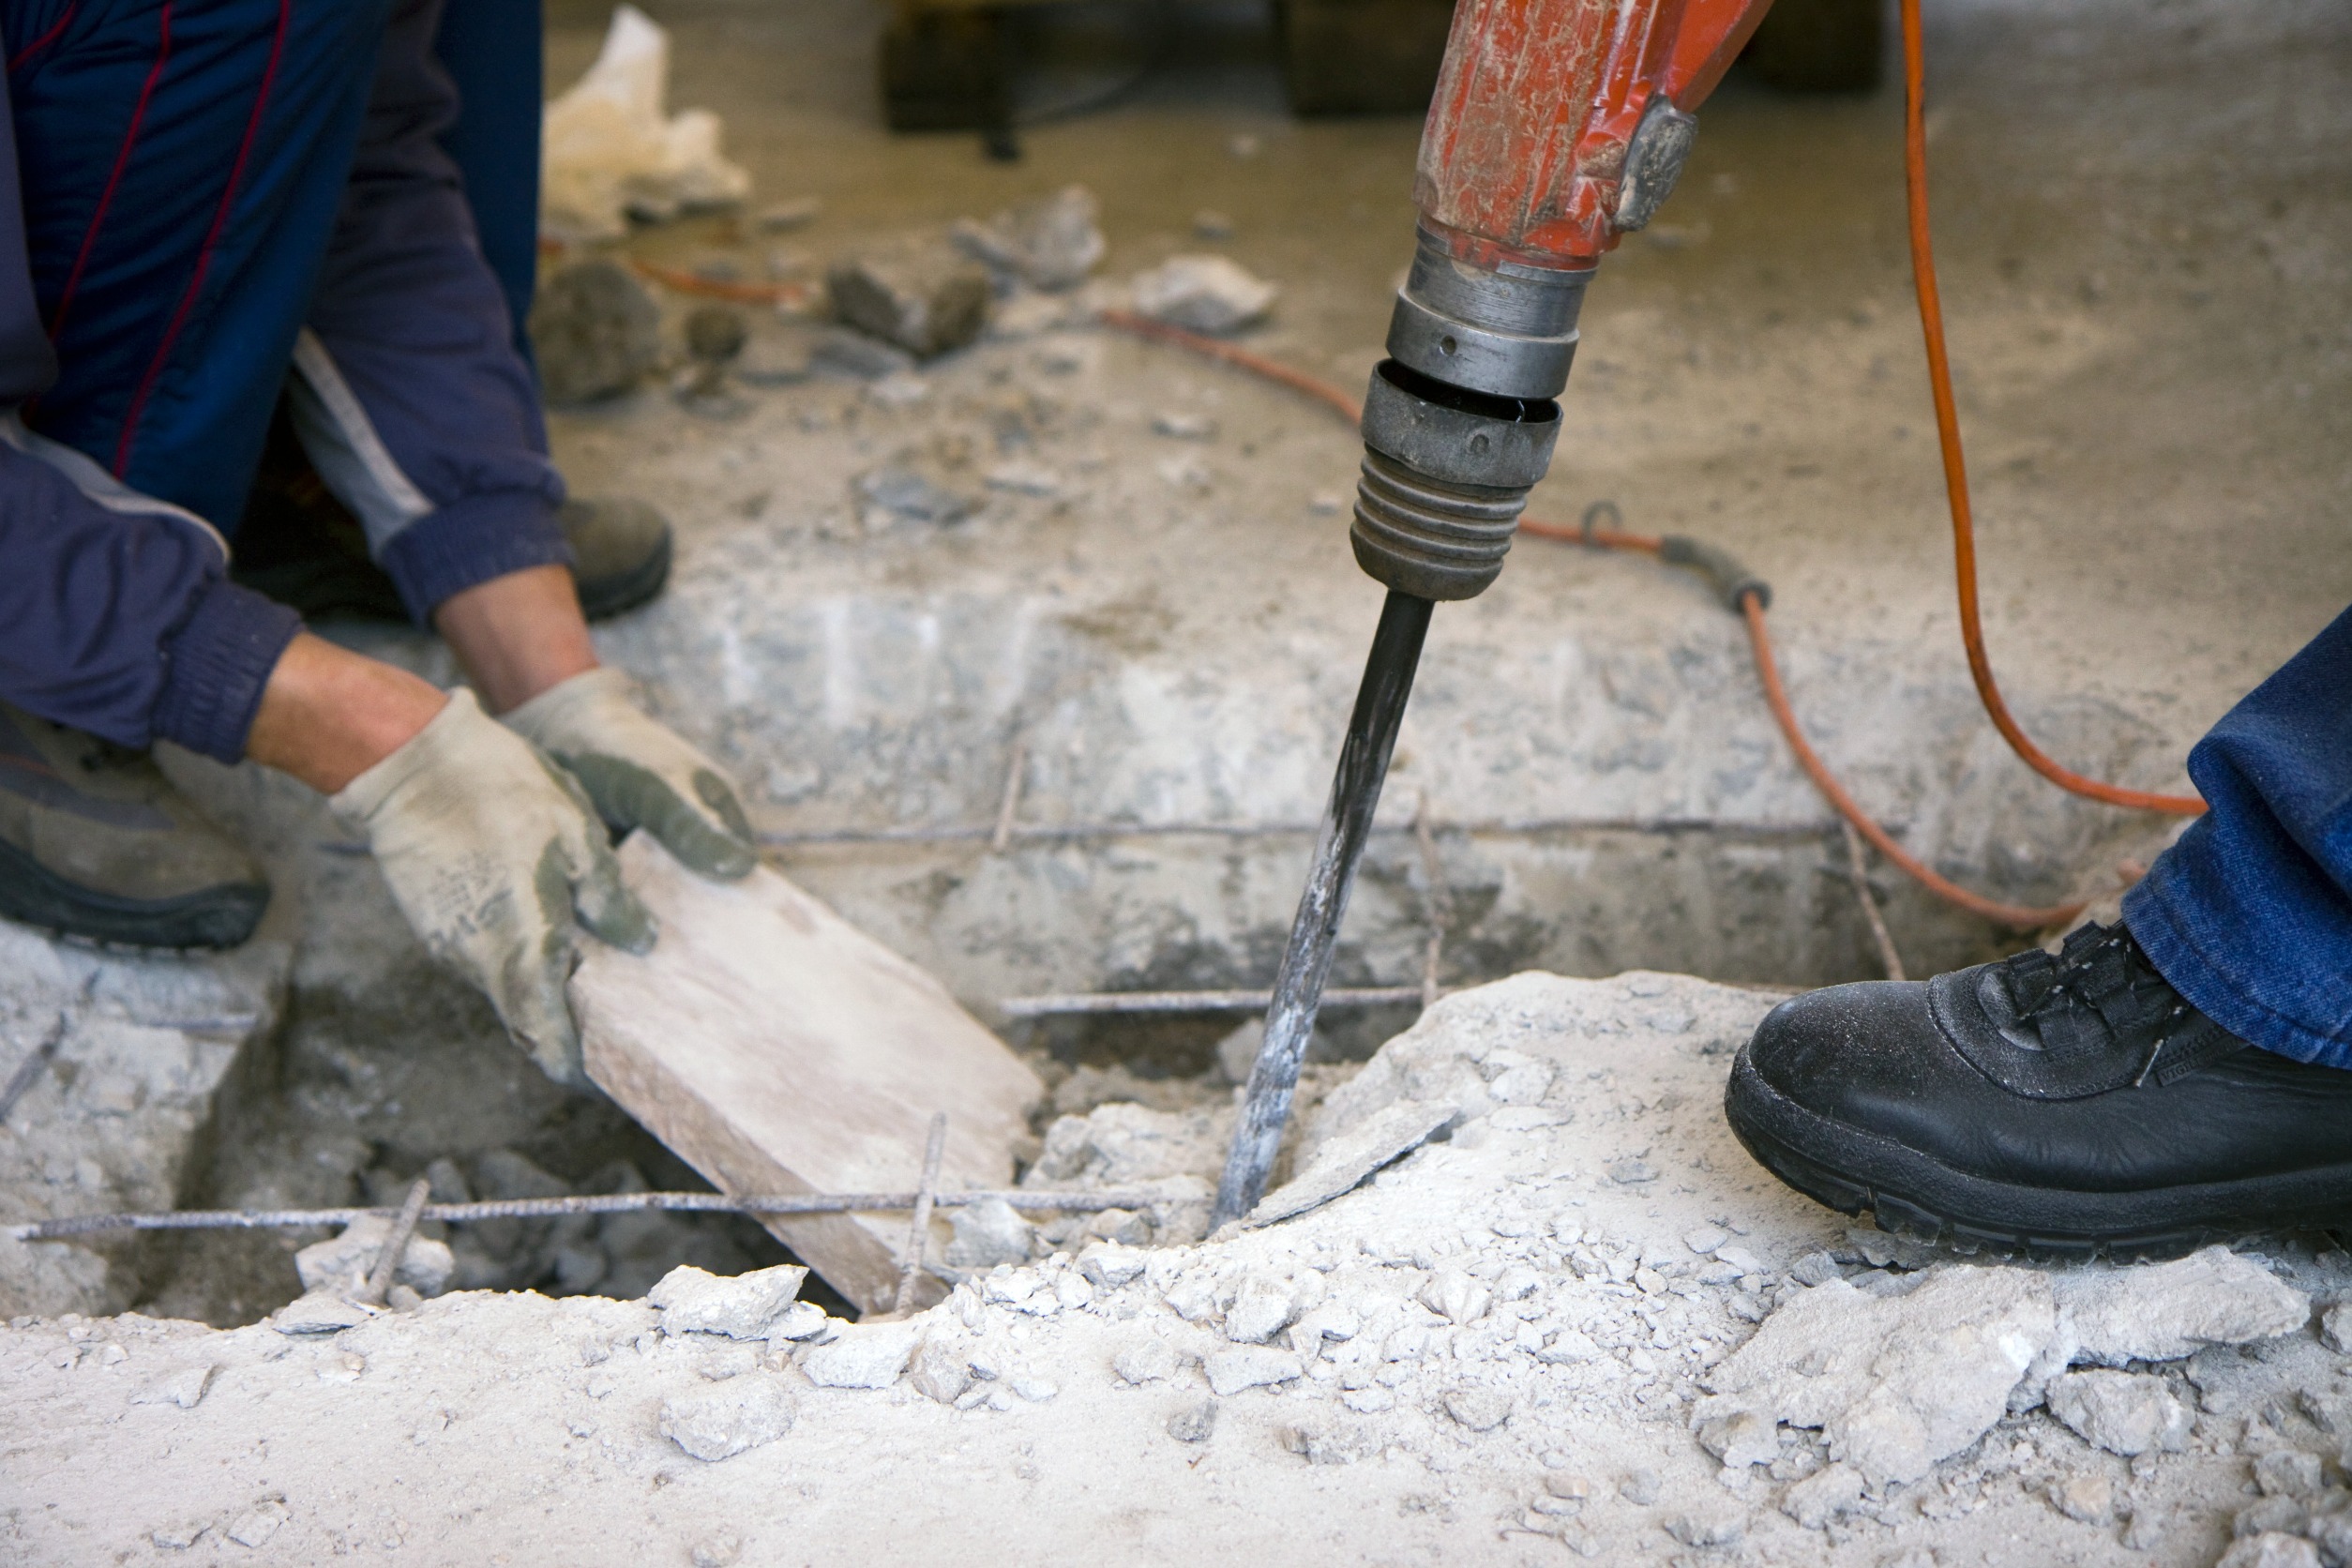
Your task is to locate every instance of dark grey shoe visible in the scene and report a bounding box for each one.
[559,496,671,620]
[0,704,269,949]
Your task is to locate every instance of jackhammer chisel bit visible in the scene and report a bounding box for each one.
[1212,0,1778,1227]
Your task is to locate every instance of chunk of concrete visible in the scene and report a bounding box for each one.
[1223,1274,1300,1345]
[1203,1346,1303,1395]
[1697,1265,2057,1487]
[2056,1246,2310,1366]
[1662,1506,1745,1548]
[1166,1398,1218,1442]
[2044,1369,2193,1456]
[799,1321,922,1389]
[1114,1339,1180,1385]
[571,836,1044,1316]
[854,460,978,526]
[950,186,1105,292]
[224,1499,288,1549]
[2218,1534,2322,1568]
[129,1365,217,1410]
[2049,1470,2114,1524]
[1076,1242,1148,1289]
[828,241,990,358]
[945,1198,1034,1269]
[907,1336,972,1404]
[1442,1385,1513,1432]
[1245,1099,1455,1229]
[2255,1449,2327,1500]
[530,260,661,404]
[648,1263,808,1339]
[1780,1462,1865,1528]
[659,1379,797,1461]
[271,1291,379,1335]
[1128,255,1276,335]
[294,1215,455,1299]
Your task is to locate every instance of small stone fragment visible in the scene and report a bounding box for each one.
[1128,255,1276,336]
[150,1523,207,1550]
[950,185,1105,291]
[1781,1463,1865,1528]
[690,1535,744,1568]
[1534,1328,1602,1364]
[2045,1368,2194,1456]
[2049,1472,2114,1526]
[649,1263,808,1339]
[756,197,821,231]
[799,1321,922,1390]
[1077,1242,1148,1289]
[2217,1535,2322,1568]
[946,1198,1036,1270]
[1152,412,1217,441]
[1663,1506,1745,1547]
[1340,1386,1394,1413]
[2122,1506,2167,1550]
[2255,1448,2327,1500]
[685,305,748,364]
[1167,1398,1218,1443]
[812,326,917,379]
[764,1302,831,1343]
[855,460,977,526]
[1113,1339,1179,1385]
[271,1291,377,1335]
[1224,1274,1300,1345]
[2324,1303,2352,1355]
[1694,1408,1780,1468]
[1787,1250,1844,1287]
[531,260,661,404]
[1422,1269,1491,1326]
[130,1364,217,1410]
[1442,1385,1513,1432]
[224,1499,288,1549]
[659,1380,797,1461]
[1013,1378,1059,1403]
[828,241,990,358]
[2239,1496,2311,1537]
[1620,1468,1663,1505]
[909,1337,972,1405]
[1203,1346,1303,1395]
[294,1215,456,1299]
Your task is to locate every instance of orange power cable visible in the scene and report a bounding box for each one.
[1897,0,2202,817]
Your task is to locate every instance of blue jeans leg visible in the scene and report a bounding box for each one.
[2125,602,2352,1066]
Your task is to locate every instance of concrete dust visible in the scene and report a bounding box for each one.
[12,972,2352,1566]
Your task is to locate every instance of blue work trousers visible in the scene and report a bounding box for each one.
[2127,603,2352,1067]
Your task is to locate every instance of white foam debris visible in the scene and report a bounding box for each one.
[540,4,750,241]
[648,1263,808,1339]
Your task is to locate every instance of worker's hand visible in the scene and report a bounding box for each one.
[330,688,655,1087]
[500,668,758,881]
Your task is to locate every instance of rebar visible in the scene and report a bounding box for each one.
[999,986,1427,1018]
[357,1178,432,1305]
[895,1113,949,1313]
[8,1186,1172,1244]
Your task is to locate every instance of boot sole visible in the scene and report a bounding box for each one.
[1725,1051,2352,1260]
[0,837,268,951]
[574,525,671,622]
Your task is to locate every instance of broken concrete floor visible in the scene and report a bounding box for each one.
[11,973,2352,1566]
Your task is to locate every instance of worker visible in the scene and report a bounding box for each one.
[1727,608,2352,1246]
[0,0,758,1087]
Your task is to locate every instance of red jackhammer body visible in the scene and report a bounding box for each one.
[1214,0,1780,1225]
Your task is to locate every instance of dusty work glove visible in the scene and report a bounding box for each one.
[501,667,758,880]
[331,688,656,1087]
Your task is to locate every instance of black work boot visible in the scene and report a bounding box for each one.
[1725,921,2352,1258]
[0,704,270,949]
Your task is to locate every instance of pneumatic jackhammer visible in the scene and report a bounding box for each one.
[1213,0,1782,1226]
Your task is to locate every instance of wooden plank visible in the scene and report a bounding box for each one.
[571,836,1043,1315]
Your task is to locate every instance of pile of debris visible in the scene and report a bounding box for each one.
[10,972,2350,1565]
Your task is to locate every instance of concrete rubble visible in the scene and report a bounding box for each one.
[827,238,993,359]
[530,259,664,404]
[12,971,2352,1564]
[1128,254,1278,335]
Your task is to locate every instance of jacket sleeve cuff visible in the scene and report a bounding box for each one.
[152,577,305,763]
[377,490,573,624]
